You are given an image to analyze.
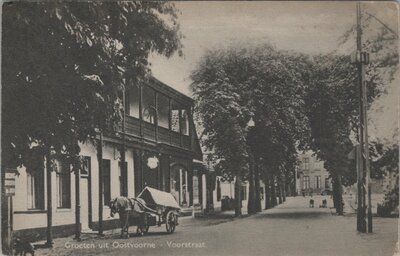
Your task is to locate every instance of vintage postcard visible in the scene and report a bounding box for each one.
[1,1,398,256]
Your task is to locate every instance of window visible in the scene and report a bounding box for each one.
[325,176,330,189]
[27,169,45,210]
[315,176,321,189]
[181,109,189,135]
[102,159,111,205]
[193,176,199,204]
[171,100,180,133]
[119,161,128,196]
[57,161,71,208]
[142,86,156,124]
[303,158,309,169]
[126,85,140,118]
[157,93,170,129]
[303,176,310,189]
[171,100,190,135]
[81,156,90,176]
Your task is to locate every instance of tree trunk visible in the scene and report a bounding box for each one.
[282,179,287,202]
[74,166,81,241]
[337,175,344,215]
[332,173,343,215]
[247,154,256,214]
[234,176,242,217]
[264,171,272,210]
[254,158,261,212]
[277,177,283,204]
[286,181,291,198]
[45,150,53,246]
[270,174,278,207]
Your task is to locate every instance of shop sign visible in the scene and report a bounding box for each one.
[147,156,159,169]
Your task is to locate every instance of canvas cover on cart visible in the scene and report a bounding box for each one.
[137,186,181,210]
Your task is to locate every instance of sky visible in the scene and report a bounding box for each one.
[149,1,398,142]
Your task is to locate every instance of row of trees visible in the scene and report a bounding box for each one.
[191,45,311,216]
[192,14,398,215]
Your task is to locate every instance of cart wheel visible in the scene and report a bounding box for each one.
[165,211,176,233]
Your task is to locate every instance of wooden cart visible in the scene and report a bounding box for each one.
[131,187,181,235]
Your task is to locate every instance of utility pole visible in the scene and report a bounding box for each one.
[97,132,104,236]
[355,2,372,233]
[121,84,127,196]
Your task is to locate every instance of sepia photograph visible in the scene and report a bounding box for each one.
[1,1,399,256]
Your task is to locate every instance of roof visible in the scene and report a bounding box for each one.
[137,186,181,210]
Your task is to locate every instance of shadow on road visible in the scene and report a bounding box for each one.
[256,210,329,219]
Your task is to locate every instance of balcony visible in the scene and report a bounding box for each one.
[124,115,191,151]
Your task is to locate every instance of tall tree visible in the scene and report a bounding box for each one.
[2,1,181,246]
[192,48,255,216]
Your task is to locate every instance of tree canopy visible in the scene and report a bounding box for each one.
[2,2,182,169]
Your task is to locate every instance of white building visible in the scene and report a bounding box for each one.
[296,151,331,196]
[6,77,207,242]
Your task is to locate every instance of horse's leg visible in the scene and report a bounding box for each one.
[119,211,126,238]
[125,211,130,238]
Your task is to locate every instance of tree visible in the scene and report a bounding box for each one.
[245,46,311,209]
[2,1,181,246]
[192,44,310,215]
[2,1,182,168]
[304,7,398,214]
[192,47,257,216]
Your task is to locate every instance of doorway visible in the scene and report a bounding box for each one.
[170,165,189,207]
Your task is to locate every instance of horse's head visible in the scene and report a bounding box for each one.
[109,199,117,217]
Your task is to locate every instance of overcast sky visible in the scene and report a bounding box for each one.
[149,1,398,142]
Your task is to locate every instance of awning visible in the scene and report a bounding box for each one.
[192,159,208,173]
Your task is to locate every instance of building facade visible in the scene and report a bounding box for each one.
[9,77,205,241]
[296,151,331,195]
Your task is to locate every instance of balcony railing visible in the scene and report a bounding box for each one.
[123,115,191,150]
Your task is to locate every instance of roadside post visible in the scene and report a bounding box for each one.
[4,168,16,252]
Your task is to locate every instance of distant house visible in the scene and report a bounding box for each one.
[10,77,206,241]
[296,151,331,195]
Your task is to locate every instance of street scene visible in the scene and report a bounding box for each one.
[26,196,399,256]
[1,1,399,256]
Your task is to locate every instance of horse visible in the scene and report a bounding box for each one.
[109,196,150,238]
[109,197,132,238]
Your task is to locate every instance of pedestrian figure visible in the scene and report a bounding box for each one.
[309,195,314,208]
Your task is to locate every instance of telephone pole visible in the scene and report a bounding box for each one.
[355,2,372,233]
